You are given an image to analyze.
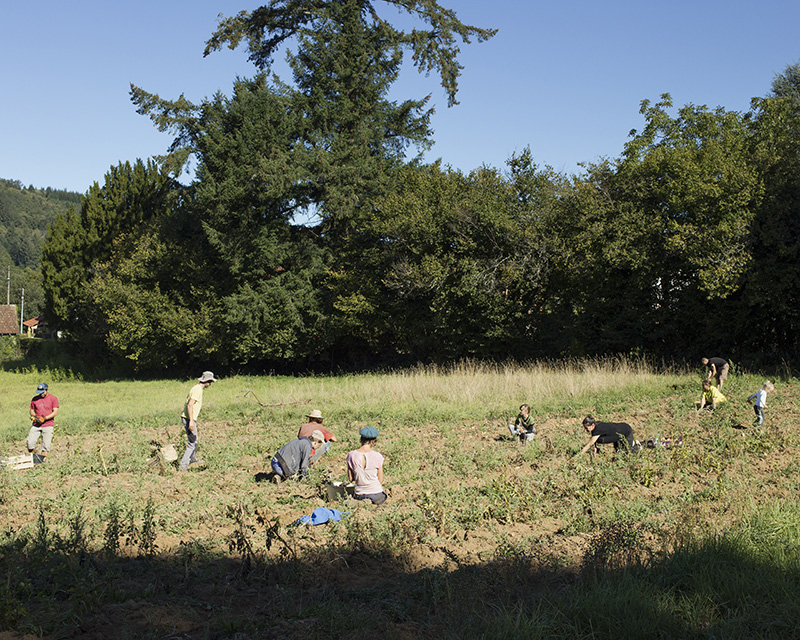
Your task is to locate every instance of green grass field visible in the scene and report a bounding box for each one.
[1,359,799,639]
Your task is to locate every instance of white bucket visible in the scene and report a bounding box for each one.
[324,481,356,502]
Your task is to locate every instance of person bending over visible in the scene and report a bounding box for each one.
[697,379,726,414]
[271,430,325,484]
[575,415,637,457]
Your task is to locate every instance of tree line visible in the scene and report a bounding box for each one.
[38,1,800,374]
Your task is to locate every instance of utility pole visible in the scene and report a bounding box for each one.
[19,288,24,335]
[6,266,9,305]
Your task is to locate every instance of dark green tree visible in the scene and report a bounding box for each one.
[771,61,800,110]
[86,210,217,371]
[738,92,800,361]
[544,95,762,357]
[332,160,555,362]
[189,75,327,365]
[131,0,495,232]
[125,0,495,368]
[41,160,175,337]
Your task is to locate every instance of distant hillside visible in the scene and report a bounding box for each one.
[0,179,82,316]
[0,178,81,269]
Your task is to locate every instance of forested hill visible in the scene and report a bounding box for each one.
[0,178,81,269]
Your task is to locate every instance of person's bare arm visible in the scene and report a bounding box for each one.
[575,435,600,457]
[186,398,197,431]
[697,394,708,415]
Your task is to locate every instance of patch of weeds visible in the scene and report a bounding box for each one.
[0,470,22,504]
[93,444,118,476]
[98,497,125,557]
[342,506,423,555]
[418,487,457,535]
[482,477,530,525]
[629,461,658,487]
[131,497,158,557]
[95,493,158,558]
[174,538,214,580]
[582,519,644,576]
[521,442,546,461]
[454,492,491,532]
[471,446,507,473]
[743,427,778,455]
[65,504,91,554]
[605,501,657,530]
[739,503,800,548]
[493,539,531,564]
[34,505,53,552]
[692,476,729,503]
[778,459,800,478]
[692,448,726,474]
[226,501,258,575]
[263,515,298,561]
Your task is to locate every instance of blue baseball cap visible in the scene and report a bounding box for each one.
[36,383,48,392]
[359,426,379,439]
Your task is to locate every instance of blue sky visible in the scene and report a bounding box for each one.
[1,0,798,193]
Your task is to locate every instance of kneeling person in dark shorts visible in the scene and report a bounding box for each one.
[575,415,638,457]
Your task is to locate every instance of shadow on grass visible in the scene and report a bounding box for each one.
[2,522,800,639]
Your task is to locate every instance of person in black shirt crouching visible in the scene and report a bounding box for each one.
[575,415,640,457]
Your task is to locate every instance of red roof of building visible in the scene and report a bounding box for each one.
[22,316,42,328]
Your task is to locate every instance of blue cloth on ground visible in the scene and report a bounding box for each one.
[296,507,345,525]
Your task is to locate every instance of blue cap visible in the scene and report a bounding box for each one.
[36,383,48,392]
[359,426,379,439]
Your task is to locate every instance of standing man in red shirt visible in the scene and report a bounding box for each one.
[28,383,59,464]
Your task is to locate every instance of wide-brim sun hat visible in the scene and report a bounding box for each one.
[359,426,379,439]
[310,429,325,443]
[198,371,217,383]
[307,409,323,420]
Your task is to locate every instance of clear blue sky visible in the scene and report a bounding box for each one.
[2,0,798,193]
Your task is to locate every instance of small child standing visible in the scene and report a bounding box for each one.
[508,404,535,444]
[748,381,775,426]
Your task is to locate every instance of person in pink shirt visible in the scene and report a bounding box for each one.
[346,426,386,505]
[28,382,59,464]
[297,409,337,465]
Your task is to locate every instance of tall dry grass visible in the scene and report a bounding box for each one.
[246,356,687,424]
[0,357,690,444]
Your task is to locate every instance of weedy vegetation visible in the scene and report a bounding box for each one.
[0,359,799,638]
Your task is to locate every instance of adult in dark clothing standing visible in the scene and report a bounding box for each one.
[575,415,637,457]
[701,357,729,391]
